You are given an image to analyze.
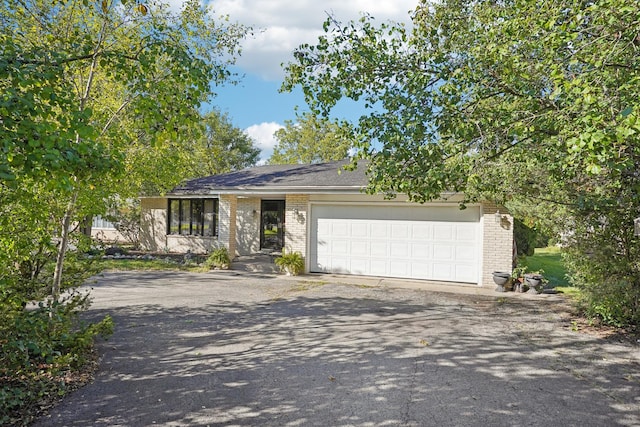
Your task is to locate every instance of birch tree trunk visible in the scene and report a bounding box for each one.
[50,21,106,302]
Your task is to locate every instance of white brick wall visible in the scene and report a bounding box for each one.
[219,195,237,256]
[285,194,309,267]
[141,195,513,285]
[481,203,514,287]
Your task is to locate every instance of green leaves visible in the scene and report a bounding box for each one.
[269,112,354,165]
[282,0,640,326]
[283,0,640,203]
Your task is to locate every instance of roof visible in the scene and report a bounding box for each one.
[169,159,368,195]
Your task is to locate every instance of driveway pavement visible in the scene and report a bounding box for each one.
[35,271,639,426]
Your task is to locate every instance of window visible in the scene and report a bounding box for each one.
[167,198,218,237]
[92,215,116,229]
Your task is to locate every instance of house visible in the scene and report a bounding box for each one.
[140,160,513,287]
[91,215,127,243]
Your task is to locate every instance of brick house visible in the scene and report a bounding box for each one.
[140,160,513,288]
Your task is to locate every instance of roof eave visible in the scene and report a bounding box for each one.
[167,186,366,196]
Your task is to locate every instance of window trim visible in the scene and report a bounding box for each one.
[167,198,218,237]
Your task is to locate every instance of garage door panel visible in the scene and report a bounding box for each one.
[411,262,431,277]
[433,263,454,280]
[455,265,477,282]
[331,222,349,236]
[434,225,454,241]
[331,257,349,273]
[455,224,478,242]
[370,260,389,276]
[433,246,454,261]
[391,224,410,239]
[370,241,389,257]
[315,255,330,272]
[317,220,331,235]
[311,205,480,284]
[456,246,477,261]
[411,223,432,239]
[390,261,409,276]
[351,241,369,256]
[370,223,388,238]
[411,243,431,259]
[351,222,368,237]
[391,242,409,257]
[316,240,329,254]
[350,259,368,274]
[331,240,349,254]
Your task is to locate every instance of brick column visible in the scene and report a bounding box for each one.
[285,194,309,264]
[218,195,238,257]
[481,203,514,287]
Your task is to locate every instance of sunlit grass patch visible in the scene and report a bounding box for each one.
[523,246,571,288]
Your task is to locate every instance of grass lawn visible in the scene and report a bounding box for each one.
[97,258,205,272]
[521,246,572,289]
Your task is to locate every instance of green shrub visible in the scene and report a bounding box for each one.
[579,279,640,327]
[275,251,305,276]
[565,256,640,327]
[0,248,113,425]
[562,203,640,328]
[0,295,114,425]
[203,247,231,270]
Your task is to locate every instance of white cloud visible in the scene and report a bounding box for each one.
[245,121,283,163]
[211,0,417,81]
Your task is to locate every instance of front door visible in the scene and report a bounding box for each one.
[260,200,285,250]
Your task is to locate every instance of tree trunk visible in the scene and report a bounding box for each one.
[81,215,93,238]
[51,191,78,302]
[51,20,105,302]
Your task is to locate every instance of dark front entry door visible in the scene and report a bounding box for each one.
[260,200,285,250]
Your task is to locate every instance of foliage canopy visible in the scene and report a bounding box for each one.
[1,0,251,420]
[283,0,640,326]
[269,111,353,164]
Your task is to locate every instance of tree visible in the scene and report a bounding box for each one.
[1,0,250,301]
[1,2,250,418]
[283,0,640,326]
[185,109,260,178]
[269,111,353,164]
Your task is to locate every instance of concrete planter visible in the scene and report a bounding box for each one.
[524,274,544,294]
[492,271,511,292]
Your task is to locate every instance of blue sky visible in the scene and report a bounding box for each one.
[173,0,418,162]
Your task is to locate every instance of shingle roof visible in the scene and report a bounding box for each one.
[170,159,368,195]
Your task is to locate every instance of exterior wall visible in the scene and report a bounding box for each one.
[164,235,220,254]
[481,203,514,288]
[140,193,514,286]
[91,227,127,243]
[218,195,237,256]
[285,194,309,267]
[236,197,261,255]
[140,198,167,252]
[91,215,127,243]
[140,197,224,254]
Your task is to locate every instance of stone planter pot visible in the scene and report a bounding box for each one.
[492,271,511,292]
[524,274,544,294]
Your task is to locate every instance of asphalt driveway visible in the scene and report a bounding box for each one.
[35,271,639,426]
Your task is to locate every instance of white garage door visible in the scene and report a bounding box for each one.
[310,204,480,283]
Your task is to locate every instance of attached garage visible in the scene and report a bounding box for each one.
[310,204,481,284]
[142,160,513,288]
